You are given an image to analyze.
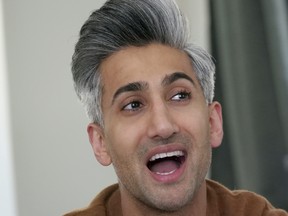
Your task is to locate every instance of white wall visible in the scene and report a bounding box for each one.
[2,0,209,215]
[177,0,210,50]
[0,0,17,215]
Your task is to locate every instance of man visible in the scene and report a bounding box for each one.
[65,0,287,215]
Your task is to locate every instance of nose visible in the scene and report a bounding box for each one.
[147,103,179,140]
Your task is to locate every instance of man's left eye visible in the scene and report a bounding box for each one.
[171,91,191,101]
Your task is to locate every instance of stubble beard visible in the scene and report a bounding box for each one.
[116,135,212,214]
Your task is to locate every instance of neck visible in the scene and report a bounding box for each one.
[121,181,207,216]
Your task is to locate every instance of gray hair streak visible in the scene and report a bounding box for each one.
[72,0,215,127]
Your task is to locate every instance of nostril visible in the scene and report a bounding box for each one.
[147,105,179,139]
[147,123,178,139]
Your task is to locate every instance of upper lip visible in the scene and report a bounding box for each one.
[145,144,187,165]
[149,151,184,162]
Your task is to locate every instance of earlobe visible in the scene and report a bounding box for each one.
[209,102,224,148]
[87,123,112,166]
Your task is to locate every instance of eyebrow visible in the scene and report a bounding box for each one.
[111,72,194,105]
[112,81,148,105]
[162,72,195,87]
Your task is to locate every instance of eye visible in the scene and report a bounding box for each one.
[122,100,143,111]
[171,91,191,101]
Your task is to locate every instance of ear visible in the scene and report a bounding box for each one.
[208,102,223,148]
[87,123,112,166]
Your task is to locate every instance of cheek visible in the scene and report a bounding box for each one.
[179,111,209,137]
[104,121,145,158]
[104,124,145,180]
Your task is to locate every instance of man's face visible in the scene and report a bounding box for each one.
[88,44,223,211]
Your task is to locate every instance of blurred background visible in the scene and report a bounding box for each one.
[0,0,287,215]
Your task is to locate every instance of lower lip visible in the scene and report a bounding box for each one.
[147,159,187,184]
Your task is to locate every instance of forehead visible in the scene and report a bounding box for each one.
[100,44,199,93]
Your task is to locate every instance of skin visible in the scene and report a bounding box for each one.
[88,43,223,216]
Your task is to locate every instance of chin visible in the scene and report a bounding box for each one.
[139,184,197,213]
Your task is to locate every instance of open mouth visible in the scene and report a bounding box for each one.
[147,150,186,176]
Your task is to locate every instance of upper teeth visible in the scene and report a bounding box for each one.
[149,151,184,162]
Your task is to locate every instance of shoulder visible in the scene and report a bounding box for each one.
[206,179,287,216]
[63,184,120,216]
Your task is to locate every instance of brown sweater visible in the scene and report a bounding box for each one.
[64,180,287,216]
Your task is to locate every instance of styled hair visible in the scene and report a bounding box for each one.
[72,0,215,127]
